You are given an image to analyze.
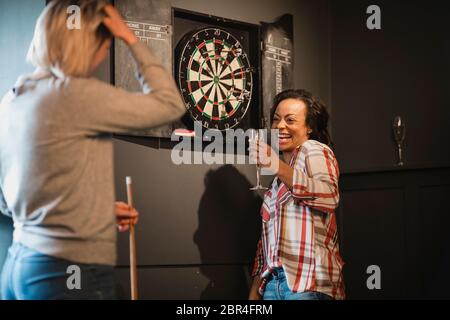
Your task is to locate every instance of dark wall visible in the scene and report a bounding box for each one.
[331,0,450,173]
[331,0,450,300]
[339,167,450,299]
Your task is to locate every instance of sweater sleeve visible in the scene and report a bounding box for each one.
[74,41,186,134]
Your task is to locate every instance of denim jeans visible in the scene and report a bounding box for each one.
[1,242,117,300]
[263,268,333,300]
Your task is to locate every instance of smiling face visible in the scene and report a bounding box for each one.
[271,98,311,155]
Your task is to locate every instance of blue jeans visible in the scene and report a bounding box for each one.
[263,268,333,300]
[1,242,117,300]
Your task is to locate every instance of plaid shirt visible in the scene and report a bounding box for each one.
[252,140,345,299]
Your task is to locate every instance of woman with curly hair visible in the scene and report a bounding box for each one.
[249,89,345,300]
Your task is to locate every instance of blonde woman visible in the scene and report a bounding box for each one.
[0,1,185,299]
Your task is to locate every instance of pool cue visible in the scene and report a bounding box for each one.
[126,176,138,300]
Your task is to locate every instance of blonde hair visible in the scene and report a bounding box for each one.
[27,0,111,78]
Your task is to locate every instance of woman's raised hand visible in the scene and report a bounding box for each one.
[102,5,138,46]
[249,139,279,172]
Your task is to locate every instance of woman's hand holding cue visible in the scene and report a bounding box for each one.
[115,201,139,232]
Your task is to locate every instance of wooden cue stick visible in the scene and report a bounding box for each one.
[126,176,138,300]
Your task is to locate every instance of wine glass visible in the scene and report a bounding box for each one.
[393,116,405,166]
[249,129,268,191]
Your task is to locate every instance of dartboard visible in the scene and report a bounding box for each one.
[177,27,253,130]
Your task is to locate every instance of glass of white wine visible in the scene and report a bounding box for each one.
[393,116,405,166]
[249,129,268,190]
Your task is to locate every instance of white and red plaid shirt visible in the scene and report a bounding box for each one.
[252,140,345,299]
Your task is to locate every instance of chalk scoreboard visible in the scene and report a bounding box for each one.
[125,20,171,43]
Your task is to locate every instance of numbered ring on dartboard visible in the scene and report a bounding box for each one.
[177,27,253,131]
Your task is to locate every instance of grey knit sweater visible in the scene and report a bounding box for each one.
[0,41,185,265]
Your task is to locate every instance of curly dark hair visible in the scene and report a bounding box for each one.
[270,89,333,147]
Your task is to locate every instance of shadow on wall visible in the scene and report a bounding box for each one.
[194,165,262,299]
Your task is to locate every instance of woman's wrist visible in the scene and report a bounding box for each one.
[123,32,138,46]
[276,160,294,189]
